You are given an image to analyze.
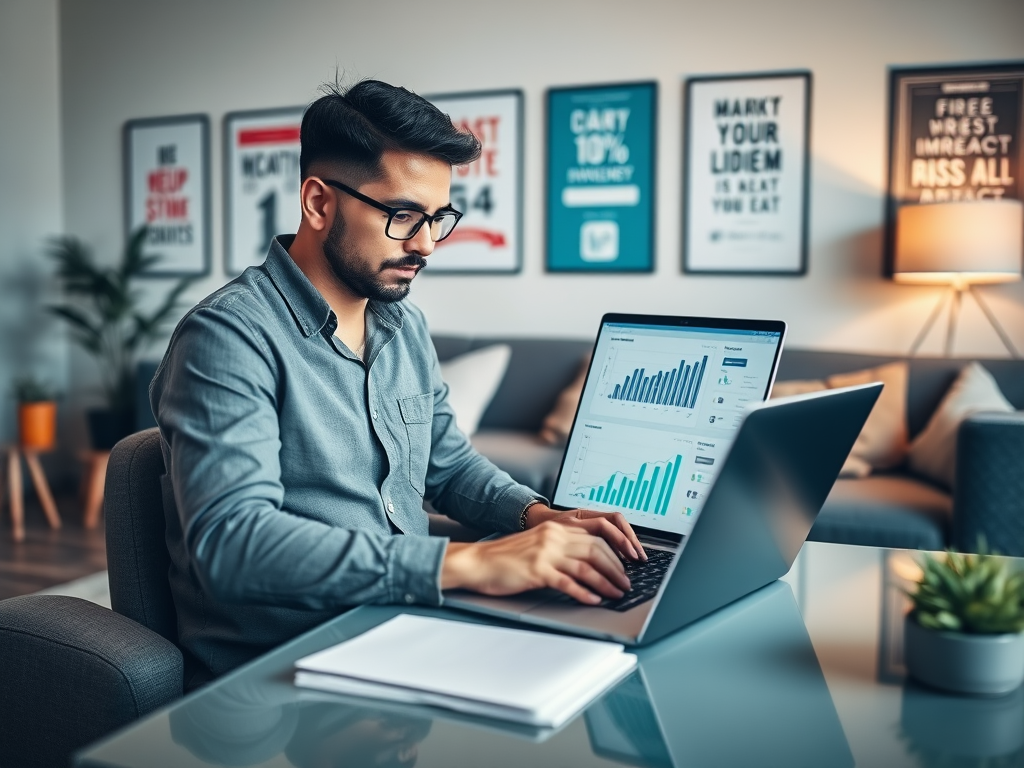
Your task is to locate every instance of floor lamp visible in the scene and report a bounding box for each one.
[893,199,1023,358]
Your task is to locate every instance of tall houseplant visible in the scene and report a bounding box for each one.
[48,227,192,449]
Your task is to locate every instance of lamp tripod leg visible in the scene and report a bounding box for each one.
[945,287,964,357]
[909,289,951,356]
[969,285,1021,359]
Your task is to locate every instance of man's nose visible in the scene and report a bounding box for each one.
[404,220,435,257]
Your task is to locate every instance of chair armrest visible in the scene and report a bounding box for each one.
[953,411,1024,556]
[0,594,182,768]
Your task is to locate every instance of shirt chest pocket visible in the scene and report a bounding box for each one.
[397,392,432,496]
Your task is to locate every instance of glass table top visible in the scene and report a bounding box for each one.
[75,542,1024,768]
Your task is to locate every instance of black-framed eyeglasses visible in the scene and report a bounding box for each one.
[322,179,463,242]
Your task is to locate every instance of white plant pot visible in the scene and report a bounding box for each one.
[904,615,1024,696]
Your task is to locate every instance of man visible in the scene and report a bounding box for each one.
[151,80,645,689]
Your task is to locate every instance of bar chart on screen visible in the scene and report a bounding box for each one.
[564,426,693,524]
[590,339,717,427]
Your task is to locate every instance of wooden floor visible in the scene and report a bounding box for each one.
[0,493,107,599]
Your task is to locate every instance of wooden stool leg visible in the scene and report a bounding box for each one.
[8,448,24,542]
[24,451,61,530]
[83,453,108,529]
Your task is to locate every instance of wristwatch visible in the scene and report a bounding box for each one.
[519,499,543,530]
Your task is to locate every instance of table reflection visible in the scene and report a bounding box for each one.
[170,677,431,768]
[167,580,852,768]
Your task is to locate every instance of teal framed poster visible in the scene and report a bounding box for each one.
[546,81,657,272]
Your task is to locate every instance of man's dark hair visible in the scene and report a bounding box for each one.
[300,79,481,180]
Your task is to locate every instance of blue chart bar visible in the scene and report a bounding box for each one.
[574,455,683,516]
[607,356,708,409]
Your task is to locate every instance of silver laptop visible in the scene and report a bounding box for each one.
[446,313,882,646]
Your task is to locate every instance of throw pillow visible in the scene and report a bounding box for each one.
[908,362,1014,489]
[769,378,872,478]
[539,355,592,446]
[439,344,512,436]
[827,361,910,471]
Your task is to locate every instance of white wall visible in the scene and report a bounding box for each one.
[58,0,1024,367]
[0,0,66,444]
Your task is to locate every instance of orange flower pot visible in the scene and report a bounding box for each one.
[18,401,57,451]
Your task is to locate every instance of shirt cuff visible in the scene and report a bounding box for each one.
[490,484,550,534]
[387,534,448,607]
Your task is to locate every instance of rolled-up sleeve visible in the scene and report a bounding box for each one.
[154,302,447,609]
[412,333,544,533]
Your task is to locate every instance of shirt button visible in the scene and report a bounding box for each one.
[372,410,378,420]
[387,501,395,513]
[404,594,415,604]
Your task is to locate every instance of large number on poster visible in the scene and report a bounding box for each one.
[547,81,657,273]
[426,90,523,273]
[224,107,304,275]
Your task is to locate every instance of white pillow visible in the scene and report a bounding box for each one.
[908,362,1014,489]
[439,344,512,436]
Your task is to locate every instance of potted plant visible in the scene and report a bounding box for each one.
[47,226,192,450]
[12,376,58,451]
[904,549,1024,696]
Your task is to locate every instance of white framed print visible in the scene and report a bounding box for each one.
[683,71,811,275]
[124,114,211,277]
[224,107,305,275]
[425,89,523,273]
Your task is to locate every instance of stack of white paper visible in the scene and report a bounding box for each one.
[294,614,637,728]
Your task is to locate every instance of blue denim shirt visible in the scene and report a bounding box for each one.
[150,236,538,684]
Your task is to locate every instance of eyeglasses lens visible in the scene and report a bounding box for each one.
[387,211,459,241]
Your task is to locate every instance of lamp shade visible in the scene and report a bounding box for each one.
[893,199,1023,284]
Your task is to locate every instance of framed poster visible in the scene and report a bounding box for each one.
[426,90,523,273]
[123,114,211,277]
[884,62,1024,275]
[224,107,305,275]
[683,71,811,275]
[547,81,657,272]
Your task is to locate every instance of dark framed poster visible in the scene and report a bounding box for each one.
[123,114,211,277]
[224,107,304,276]
[683,71,811,275]
[426,89,523,273]
[884,62,1024,275]
[547,81,657,272]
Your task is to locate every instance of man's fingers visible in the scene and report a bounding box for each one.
[548,569,602,604]
[562,557,626,599]
[607,512,647,561]
[564,535,630,591]
[576,517,639,561]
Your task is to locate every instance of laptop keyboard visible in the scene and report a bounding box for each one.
[552,549,675,612]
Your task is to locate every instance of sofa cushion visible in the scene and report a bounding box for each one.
[909,362,1015,490]
[470,430,564,498]
[826,361,910,471]
[439,344,512,435]
[808,474,950,551]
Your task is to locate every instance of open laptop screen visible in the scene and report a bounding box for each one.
[551,314,785,539]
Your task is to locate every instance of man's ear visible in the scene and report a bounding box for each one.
[300,176,333,233]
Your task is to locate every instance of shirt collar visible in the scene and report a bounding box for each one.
[262,235,406,338]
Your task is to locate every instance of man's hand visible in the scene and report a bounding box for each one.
[440,506,646,604]
[525,504,647,562]
[441,523,631,604]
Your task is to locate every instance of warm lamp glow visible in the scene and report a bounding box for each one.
[894,199,1023,285]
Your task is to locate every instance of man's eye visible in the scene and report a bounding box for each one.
[392,211,416,224]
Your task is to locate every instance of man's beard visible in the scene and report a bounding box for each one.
[322,213,426,303]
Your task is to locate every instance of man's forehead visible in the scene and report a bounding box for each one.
[373,150,452,197]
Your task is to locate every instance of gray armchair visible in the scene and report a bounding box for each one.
[0,429,183,767]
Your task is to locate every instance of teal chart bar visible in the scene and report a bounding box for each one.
[575,455,682,515]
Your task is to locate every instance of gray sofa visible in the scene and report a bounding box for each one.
[431,336,1024,556]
